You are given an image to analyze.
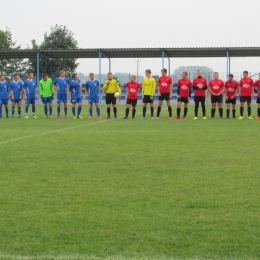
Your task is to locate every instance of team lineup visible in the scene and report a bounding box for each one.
[0,68,260,120]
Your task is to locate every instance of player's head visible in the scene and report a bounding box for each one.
[161,68,167,76]
[145,69,151,77]
[243,71,248,78]
[13,73,19,81]
[214,72,219,80]
[89,73,95,81]
[182,71,188,79]
[0,74,5,81]
[60,70,66,78]
[130,75,136,82]
[107,72,113,80]
[72,73,78,80]
[28,71,33,79]
[197,70,202,78]
[228,74,234,81]
[42,73,48,81]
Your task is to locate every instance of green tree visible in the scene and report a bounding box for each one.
[28,25,79,79]
[0,28,27,80]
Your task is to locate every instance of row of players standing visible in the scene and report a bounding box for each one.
[0,69,260,119]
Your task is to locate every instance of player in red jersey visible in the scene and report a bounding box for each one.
[193,70,208,119]
[225,74,238,119]
[156,68,172,119]
[238,71,254,119]
[175,72,192,120]
[123,75,141,119]
[254,74,260,119]
[208,72,225,119]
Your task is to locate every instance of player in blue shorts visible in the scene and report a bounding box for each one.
[52,70,70,119]
[9,73,23,118]
[23,71,38,119]
[68,73,83,119]
[0,74,9,118]
[86,73,101,119]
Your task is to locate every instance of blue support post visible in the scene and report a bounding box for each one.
[162,50,165,69]
[98,50,102,106]
[36,50,40,105]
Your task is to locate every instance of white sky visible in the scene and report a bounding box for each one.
[1,0,260,79]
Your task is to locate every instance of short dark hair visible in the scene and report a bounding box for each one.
[243,71,248,75]
[42,73,47,77]
[161,68,167,73]
[0,74,4,77]
[72,73,77,79]
[183,71,188,76]
[89,73,94,76]
[228,74,234,78]
[145,69,151,74]
[107,72,112,75]
[14,73,19,77]
[27,71,33,76]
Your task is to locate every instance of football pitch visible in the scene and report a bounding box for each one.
[0,105,259,260]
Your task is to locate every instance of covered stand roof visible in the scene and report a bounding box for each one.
[0,47,260,59]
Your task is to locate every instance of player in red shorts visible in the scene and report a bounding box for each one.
[175,72,192,120]
[123,75,141,119]
[208,72,225,119]
[238,71,254,120]
[254,74,260,120]
[156,68,172,119]
[225,74,238,119]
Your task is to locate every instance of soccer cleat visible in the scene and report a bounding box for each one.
[203,117,207,120]
[25,116,28,119]
[183,116,187,120]
[73,116,77,119]
[114,116,117,119]
[49,116,52,119]
[256,116,260,120]
[89,116,93,120]
[227,117,229,119]
[150,117,154,120]
[77,115,83,119]
[98,116,102,120]
[12,115,14,118]
[123,116,128,119]
[56,116,60,119]
[156,117,159,120]
[141,117,145,120]
[132,117,135,119]
[238,116,244,120]
[33,116,37,119]
[248,116,253,120]
[43,116,48,118]
[211,117,214,119]
[65,116,69,119]
[174,116,180,120]
[169,117,173,120]
[6,116,9,118]
[18,115,21,118]
[106,116,110,119]
[193,117,198,120]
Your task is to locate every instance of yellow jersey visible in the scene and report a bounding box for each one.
[103,79,122,94]
[142,77,156,95]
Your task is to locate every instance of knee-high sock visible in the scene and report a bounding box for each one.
[184,107,188,117]
[157,106,161,117]
[32,106,35,114]
[107,107,110,116]
[57,106,61,116]
[113,107,117,116]
[247,107,251,117]
[194,102,199,117]
[77,106,82,116]
[125,108,129,117]
[12,107,15,116]
[49,106,52,116]
[132,108,136,118]
[25,106,29,115]
[219,108,223,117]
[18,107,21,116]
[202,104,206,117]
[258,108,260,117]
[0,106,2,117]
[177,108,181,117]
[150,107,154,117]
[143,107,146,117]
[240,107,244,116]
[226,109,230,118]
[232,109,236,118]
[5,107,8,117]
[44,106,48,116]
[211,108,216,118]
[72,107,76,116]
[64,107,68,116]
[96,107,100,116]
[89,107,93,116]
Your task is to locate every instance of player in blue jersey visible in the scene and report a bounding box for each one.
[9,73,23,118]
[52,70,70,119]
[0,74,9,118]
[86,73,101,119]
[68,73,83,119]
[23,72,38,119]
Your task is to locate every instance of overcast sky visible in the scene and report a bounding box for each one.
[1,0,260,79]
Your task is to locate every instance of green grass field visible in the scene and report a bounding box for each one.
[0,105,260,260]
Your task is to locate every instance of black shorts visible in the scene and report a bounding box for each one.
[211,95,223,103]
[256,97,260,104]
[143,95,154,104]
[106,93,117,105]
[194,96,206,104]
[177,97,189,104]
[240,96,251,103]
[159,93,170,101]
[126,98,137,106]
[225,98,236,105]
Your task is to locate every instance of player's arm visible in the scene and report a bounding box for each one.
[207,82,214,95]
[39,82,43,97]
[202,80,208,90]
[68,84,72,99]
[192,80,199,90]
[157,79,161,96]
[97,80,100,90]
[116,82,122,95]
[23,83,27,99]
[238,82,241,96]
[219,82,225,95]
[225,85,228,99]
[103,80,108,90]
[8,84,13,99]
[169,78,173,98]
[52,79,59,91]
[35,87,38,98]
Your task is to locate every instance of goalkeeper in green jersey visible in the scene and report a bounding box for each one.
[39,73,54,118]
